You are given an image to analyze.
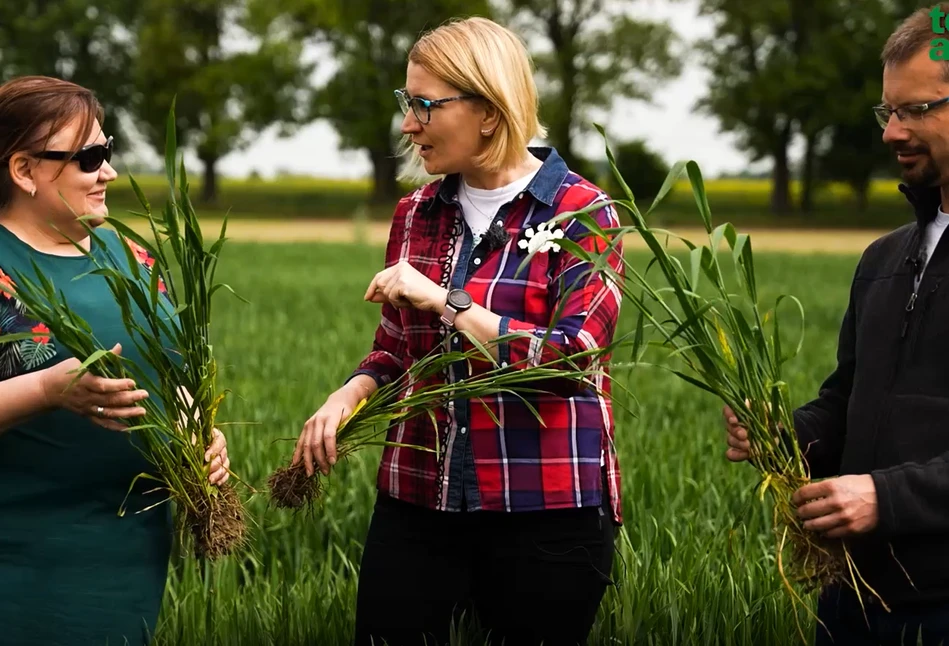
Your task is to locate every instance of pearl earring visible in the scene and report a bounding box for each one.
[29,187,35,197]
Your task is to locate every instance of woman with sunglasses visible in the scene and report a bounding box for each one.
[292,17,625,646]
[0,75,230,645]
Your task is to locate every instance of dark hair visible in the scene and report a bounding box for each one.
[0,75,104,210]
[882,3,949,81]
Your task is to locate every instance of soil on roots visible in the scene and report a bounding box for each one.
[768,474,853,594]
[186,482,247,560]
[268,463,322,509]
[784,522,849,591]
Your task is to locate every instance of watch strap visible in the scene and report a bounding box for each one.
[440,304,459,327]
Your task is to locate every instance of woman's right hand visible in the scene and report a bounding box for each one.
[292,382,366,477]
[41,343,149,432]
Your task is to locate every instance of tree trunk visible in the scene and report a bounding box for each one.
[800,131,817,214]
[550,105,576,169]
[547,4,579,169]
[200,155,219,203]
[549,52,578,169]
[368,147,399,204]
[771,124,793,215]
[853,178,870,213]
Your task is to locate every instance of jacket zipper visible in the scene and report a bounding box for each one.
[901,289,918,338]
[872,238,925,467]
[889,233,925,393]
[901,231,926,339]
[905,278,941,359]
[898,221,944,377]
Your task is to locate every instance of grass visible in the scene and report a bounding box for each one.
[103,172,917,230]
[148,240,859,645]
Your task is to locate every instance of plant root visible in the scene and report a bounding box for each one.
[268,462,322,510]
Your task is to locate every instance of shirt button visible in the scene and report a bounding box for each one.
[473,257,482,265]
[453,337,459,344]
[460,427,467,434]
[501,361,508,368]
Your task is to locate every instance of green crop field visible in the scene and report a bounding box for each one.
[106,173,916,230]
[147,242,860,646]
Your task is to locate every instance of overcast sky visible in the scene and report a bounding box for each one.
[135,0,808,180]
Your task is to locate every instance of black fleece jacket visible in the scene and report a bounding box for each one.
[794,182,949,608]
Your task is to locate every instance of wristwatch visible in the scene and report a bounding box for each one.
[440,288,473,327]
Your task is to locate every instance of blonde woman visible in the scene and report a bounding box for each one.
[293,17,624,646]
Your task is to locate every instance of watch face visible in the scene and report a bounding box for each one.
[449,289,473,308]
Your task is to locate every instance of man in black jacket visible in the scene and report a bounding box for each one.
[724,4,949,644]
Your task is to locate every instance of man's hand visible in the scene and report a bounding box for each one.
[364,261,448,313]
[793,474,878,538]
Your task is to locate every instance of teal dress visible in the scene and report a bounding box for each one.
[0,224,175,646]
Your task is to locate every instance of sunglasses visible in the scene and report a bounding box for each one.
[33,136,114,173]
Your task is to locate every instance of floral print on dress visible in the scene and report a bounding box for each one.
[0,267,56,380]
[0,234,168,381]
[0,267,14,299]
[122,237,166,293]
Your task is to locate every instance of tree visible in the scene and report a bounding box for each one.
[130,0,311,203]
[605,139,669,204]
[498,0,681,171]
[249,0,490,204]
[813,1,902,214]
[0,0,140,145]
[695,0,914,216]
[694,0,843,215]
[819,119,894,214]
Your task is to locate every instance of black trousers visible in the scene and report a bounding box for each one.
[353,490,617,646]
[816,584,949,645]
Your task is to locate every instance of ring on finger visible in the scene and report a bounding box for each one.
[95,405,105,417]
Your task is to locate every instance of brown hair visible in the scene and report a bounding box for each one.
[882,3,949,80]
[0,75,104,210]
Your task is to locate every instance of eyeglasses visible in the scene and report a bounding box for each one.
[395,88,479,124]
[873,96,949,128]
[33,136,114,173]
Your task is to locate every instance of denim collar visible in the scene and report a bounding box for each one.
[424,147,569,215]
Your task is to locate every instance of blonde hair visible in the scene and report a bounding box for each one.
[398,17,546,181]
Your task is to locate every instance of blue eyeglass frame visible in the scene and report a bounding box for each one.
[394,88,480,124]
[873,95,949,128]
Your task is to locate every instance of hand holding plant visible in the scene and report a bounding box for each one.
[0,102,247,561]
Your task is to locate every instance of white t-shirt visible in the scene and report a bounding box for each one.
[458,169,539,246]
[916,207,949,290]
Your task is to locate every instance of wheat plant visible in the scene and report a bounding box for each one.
[524,125,885,641]
[0,102,247,561]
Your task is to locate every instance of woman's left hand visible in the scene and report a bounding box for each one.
[365,260,448,313]
[205,428,230,486]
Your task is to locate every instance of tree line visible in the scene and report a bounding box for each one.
[0,0,931,213]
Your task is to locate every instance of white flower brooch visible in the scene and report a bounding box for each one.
[518,221,565,255]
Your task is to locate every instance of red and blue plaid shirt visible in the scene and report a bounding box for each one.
[351,147,624,524]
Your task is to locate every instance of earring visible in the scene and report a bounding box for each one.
[481,129,492,136]
[29,187,35,197]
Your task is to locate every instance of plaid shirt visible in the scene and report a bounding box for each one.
[351,147,624,524]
